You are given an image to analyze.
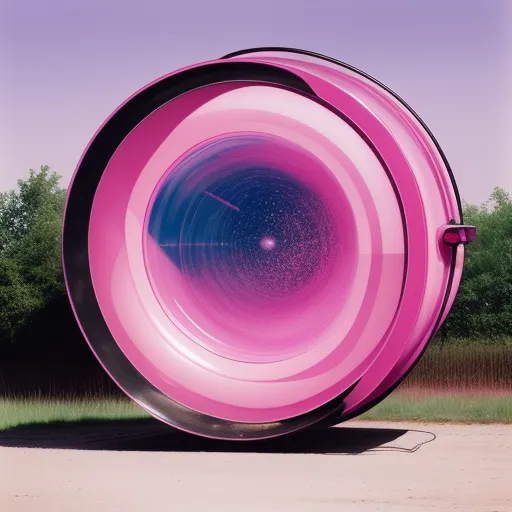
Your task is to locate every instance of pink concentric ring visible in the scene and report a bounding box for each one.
[88,81,406,422]
[62,49,465,437]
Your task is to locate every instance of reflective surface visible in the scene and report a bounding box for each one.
[62,48,469,439]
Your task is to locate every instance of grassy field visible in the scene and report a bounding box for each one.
[0,389,511,431]
[359,389,512,423]
[0,339,510,431]
[0,397,148,431]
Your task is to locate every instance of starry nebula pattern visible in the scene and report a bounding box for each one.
[145,134,352,361]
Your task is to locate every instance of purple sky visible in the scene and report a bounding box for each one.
[1,0,510,204]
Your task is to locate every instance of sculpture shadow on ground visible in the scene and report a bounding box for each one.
[0,418,435,455]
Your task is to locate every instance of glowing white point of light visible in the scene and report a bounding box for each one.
[260,236,276,251]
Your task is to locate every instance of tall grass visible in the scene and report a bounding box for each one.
[402,340,512,391]
[0,338,510,429]
[0,338,512,430]
[2,339,509,399]
[0,364,122,399]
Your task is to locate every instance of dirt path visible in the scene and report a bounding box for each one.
[1,420,510,511]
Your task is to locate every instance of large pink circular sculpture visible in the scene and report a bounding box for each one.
[62,48,475,440]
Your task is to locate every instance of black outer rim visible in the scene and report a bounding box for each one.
[62,60,408,440]
[221,47,462,424]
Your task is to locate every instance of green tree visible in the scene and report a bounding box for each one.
[440,187,512,340]
[0,166,66,343]
[0,166,510,345]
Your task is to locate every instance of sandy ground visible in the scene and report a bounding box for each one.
[0,419,510,512]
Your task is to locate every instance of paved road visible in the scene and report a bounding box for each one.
[1,420,510,511]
